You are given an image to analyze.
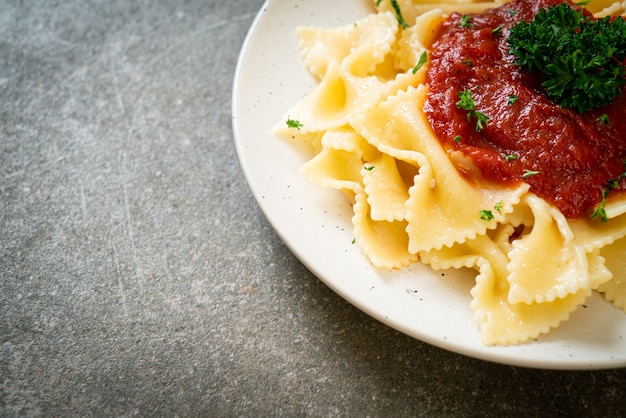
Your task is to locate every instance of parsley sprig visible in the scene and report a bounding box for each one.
[507,3,626,113]
[456,89,490,131]
[459,15,473,28]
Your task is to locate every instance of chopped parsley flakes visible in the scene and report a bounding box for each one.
[522,169,541,179]
[412,51,428,74]
[456,89,490,132]
[480,210,494,221]
[390,0,408,29]
[459,15,473,28]
[596,113,610,125]
[286,118,303,130]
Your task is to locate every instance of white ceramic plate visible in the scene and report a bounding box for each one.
[232,0,626,369]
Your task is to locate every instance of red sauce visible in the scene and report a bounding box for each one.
[424,0,626,219]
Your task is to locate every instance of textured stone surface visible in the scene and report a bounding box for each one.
[1,0,625,416]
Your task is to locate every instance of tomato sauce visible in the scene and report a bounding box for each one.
[424,0,626,219]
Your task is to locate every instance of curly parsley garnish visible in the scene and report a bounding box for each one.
[456,89,490,132]
[508,3,626,113]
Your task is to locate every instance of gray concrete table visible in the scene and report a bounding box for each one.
[1,0,625,416]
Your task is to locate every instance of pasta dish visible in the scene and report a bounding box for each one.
[274,0,626,345]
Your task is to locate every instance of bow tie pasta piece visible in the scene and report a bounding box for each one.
[392,8,444,72]
[351,85,529,253]
[417,185,622,345]
[299,128,378,199]
[566,213,626,255]
[598,236,626,312]
[297,12,398,81]
[275,59,425,136]
[280,11,433,136]
[284,12,397,134]
[284,59,382,133]
[565,206,626,314]
[471,246,607,346]
[273,127,325,159]
[352,191,418,269]
[506,194,611,305]
[421,233,608,346]
[420,200,612,345]
[362,152,416,222]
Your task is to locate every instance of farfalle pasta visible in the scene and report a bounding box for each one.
[274,0,626,345]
